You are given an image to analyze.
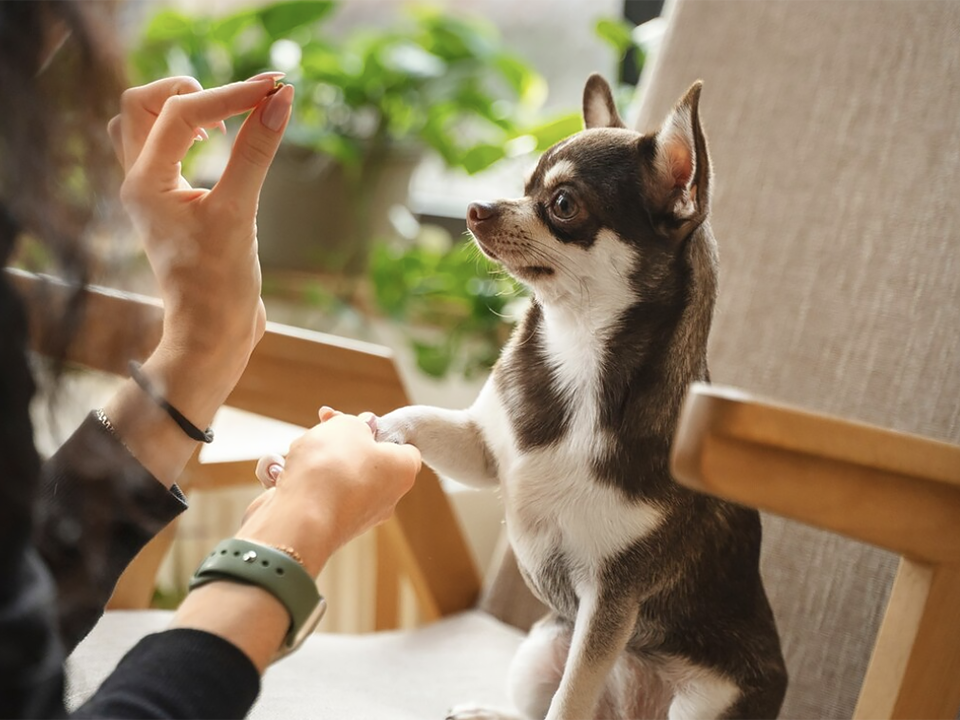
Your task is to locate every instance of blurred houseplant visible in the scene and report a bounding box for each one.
[368,228,525,379]
[130,0,552,277]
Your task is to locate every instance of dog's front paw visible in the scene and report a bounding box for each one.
[445,704,525,720]
[374,406,420,446]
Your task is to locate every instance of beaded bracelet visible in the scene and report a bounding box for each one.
[269,544,305,566]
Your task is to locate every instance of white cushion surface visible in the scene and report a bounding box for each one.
[67,609,526,719]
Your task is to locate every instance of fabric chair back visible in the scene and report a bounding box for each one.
[638,1,958,716]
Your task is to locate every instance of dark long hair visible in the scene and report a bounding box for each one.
[0,0,125,360]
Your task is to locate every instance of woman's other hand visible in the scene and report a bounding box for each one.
[171,410,420,670]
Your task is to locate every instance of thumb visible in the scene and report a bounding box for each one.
[212,83,294,209]
[240,487,275,527]
[398,442,423,475]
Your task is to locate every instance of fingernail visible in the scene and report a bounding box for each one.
[246,71,286,83]
[359,412,378,434]
[268,463,282,481]
[261,84,293,132]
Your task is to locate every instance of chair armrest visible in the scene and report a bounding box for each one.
[670,382,960,563]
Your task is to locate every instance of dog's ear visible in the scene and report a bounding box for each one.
[645,81,711,236]
[583,73,625,129]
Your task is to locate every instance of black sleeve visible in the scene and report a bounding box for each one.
[72,629,261,719]
[34,413,189,653]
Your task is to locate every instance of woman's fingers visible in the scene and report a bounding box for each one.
[318,406,341,422]
[107,115,124,166]
[391,442,423,476]
[358,411,378,435]
[255,453,286,489]
[126,77,281,196]
[117,76,204,174]
[212,83,294,210]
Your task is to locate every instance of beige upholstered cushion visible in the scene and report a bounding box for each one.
[67,610,524,718]
[628,1,960,717]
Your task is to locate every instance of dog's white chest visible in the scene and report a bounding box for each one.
[475,317,663,584]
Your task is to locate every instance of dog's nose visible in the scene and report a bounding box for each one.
[467,202,497,226]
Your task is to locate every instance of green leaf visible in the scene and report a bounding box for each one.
[259,0,337,40]
[523,112,583,151]
[595,17,636,57]
[210,11,259,45]
[460,143,507,174]
[493,54,546,107]
[379,41,446,79]
[142,10,195,43]
[412,340,453,378]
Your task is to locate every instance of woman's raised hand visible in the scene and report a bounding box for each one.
[107,74,293,377]
[101,75,294,487]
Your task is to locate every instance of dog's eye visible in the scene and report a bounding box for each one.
[551,192,579,221]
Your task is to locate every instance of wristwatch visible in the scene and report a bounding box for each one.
[189,538,327,658]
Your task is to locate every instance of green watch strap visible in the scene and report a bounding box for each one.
[189,538,322,649]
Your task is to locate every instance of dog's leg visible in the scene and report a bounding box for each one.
[543,591,637,720]
[508,615,570,719]
[446,616,569,720]
[375,404,498,488]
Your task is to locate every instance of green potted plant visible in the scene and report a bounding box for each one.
[130,0,550,277]
[368,227,526,379]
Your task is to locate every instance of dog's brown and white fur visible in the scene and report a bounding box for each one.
[376,75,786,720]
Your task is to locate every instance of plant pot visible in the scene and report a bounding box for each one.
[256,143,420,276]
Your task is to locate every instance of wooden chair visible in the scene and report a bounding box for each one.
[9,268,481,628]
[672,384,960,718]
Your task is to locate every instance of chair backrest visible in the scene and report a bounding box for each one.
[628,0,960,717]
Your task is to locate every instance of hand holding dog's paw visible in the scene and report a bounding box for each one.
[374,406,420,445]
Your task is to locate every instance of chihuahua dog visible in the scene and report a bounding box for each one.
[376,74,786,720]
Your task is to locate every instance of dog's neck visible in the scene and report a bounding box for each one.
[533,223,718,430]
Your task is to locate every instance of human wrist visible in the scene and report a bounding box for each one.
[162,293,264,362]
[235,501,337,579]
[98,336,253,486]
[155,320,255,383]
[145,333,252,419]
[172,580,289,674]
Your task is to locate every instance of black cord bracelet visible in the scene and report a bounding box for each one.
[128,361,215,443]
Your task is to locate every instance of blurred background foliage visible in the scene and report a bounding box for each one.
[128,0,647,379]
[130,0,580,174]
[369,235,524,379]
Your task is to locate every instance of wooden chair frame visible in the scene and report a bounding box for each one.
[671,382,960,719]
[10,268,481,629]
